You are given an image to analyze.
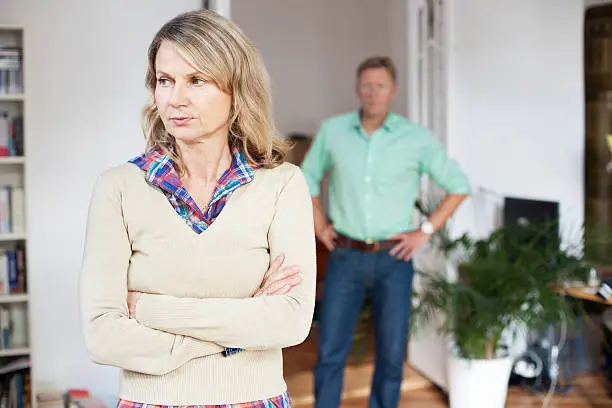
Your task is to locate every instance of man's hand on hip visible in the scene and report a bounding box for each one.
[316,223,338,252]
[389,230,430,262]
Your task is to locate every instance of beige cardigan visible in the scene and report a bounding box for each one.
[79,162,316,405]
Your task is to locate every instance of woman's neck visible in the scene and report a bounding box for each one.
[177,136,232,184]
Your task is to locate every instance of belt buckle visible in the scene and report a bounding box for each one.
[365,239,380,252]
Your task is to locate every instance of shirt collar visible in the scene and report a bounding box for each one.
[351,110,396,133]
[129,145,258,197]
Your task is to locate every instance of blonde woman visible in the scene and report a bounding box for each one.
[79,9,315,408]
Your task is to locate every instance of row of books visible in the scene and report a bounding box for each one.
[0,248,25,296]
[0,363,30,408]
[0,304,27,351]
[0,187,24,236]
[0,48,22,95]
[0,309,10,350]
[0,113,23,157]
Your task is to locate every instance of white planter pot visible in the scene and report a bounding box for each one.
[447,354,514,408]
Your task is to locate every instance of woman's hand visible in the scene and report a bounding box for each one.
[253,254,303,297]
[127,291,142,318]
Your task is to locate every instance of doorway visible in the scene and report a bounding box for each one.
[585,4,612,257]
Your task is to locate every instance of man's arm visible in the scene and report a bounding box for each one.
[300,123,331,198]
[390,132,470,260]
[419,133,471,198]
[80,171,225,376]
[301,123,336,249]
[419,132,470,230]
[389,193,467,260]
[425,193,468,232]
[311,196,337,251]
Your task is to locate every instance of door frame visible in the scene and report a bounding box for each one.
[407,0,454,391]
[205,0,231,18]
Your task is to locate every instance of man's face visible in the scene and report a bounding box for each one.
[356,67,396,117]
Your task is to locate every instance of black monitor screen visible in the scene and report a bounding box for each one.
[503,196,560,250]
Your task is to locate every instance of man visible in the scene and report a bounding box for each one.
[300,56,469,408]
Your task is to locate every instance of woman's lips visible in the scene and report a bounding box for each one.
[170,117,193,126]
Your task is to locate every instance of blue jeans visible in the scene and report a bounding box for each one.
[313,247,414,408]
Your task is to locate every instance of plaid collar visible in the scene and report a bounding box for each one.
[129,146,258,233]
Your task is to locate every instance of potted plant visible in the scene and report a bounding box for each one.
[411,218,598,408]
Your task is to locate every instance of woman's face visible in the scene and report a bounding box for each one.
[154,41,232,144]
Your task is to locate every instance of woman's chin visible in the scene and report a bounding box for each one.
[170,125,230,144]
[170,129,206,144]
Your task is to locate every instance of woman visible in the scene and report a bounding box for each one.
[79,9,316,407]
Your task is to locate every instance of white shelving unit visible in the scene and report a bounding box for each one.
[0,348,28,358]
[0,157,24,165]
[0,294,27,304]
[0,24,31,407]
[0,94,23,102]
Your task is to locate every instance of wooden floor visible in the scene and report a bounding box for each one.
[283,327,612,407]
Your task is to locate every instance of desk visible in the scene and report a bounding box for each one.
[562,286,612,306]
[557,285,612,376]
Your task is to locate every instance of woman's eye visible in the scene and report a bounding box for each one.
[157,78,171,86]
[192,77,207,85]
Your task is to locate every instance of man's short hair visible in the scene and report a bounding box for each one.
[356,56,396,82]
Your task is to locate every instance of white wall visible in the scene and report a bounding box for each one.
[1,0,200,401]
[389,0,409,119]
[446,0,585,238]
[232,0,408,137]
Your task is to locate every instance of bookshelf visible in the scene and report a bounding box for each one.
[0,95,23,102]
[0,294,27,304]
[0,348,28,358]
[0,25,31,408]
[0,234,25,242]
[0,157,24,165]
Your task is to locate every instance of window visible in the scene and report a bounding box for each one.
[415,0,446,145]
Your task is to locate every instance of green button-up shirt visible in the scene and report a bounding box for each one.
[300,111,470,241]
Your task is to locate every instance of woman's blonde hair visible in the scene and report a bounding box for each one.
[142,9,287,173]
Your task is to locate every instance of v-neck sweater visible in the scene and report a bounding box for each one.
[79,161,316,405]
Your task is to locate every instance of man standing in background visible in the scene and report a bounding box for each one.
[300,56,470,408]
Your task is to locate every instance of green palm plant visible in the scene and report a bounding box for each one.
[411,218,609,360]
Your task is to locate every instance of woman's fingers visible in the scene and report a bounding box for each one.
[264,254,285,279]
[256,266,303,296]
[254,255,303,297]
[266,274,302,295]
[262,266,300,289]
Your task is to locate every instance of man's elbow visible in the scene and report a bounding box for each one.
[450,192,469,200]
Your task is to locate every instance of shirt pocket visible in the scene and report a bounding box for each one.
[378,157,420,185]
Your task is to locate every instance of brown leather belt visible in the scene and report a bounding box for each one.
[335,234,398,253]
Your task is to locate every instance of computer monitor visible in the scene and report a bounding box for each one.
[503,196,560,249]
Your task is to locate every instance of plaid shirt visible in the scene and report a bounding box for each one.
[117,391,291,408]
[130,146,258,234]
